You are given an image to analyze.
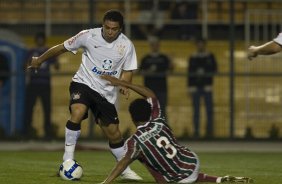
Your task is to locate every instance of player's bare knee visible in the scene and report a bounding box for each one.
[103,126,122,143]
[108,132,122,143]
[70,104,87,122]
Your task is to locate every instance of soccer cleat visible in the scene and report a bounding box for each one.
[221,175,254,183]
[120,169,143,181]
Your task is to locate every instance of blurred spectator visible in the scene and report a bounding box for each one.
[139,36,173,118]
[171,1,198,40]
[24,32,60,139]
[0,53,9,114]
[187,38,217,138]
[136,0,167,39]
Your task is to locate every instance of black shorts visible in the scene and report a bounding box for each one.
[69,82,119,125]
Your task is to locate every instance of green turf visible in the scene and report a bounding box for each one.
[0,150,281,184]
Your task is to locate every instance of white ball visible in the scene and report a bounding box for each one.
[59,159,83,180]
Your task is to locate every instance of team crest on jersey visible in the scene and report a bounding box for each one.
[71,92,81,100]
[102,59,113,70]
[117,44,126,56]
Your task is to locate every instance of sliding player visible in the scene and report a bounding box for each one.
[100,75,253,184]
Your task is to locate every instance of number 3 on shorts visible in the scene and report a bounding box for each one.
[156,136,177,159]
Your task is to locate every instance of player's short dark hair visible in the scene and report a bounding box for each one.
[103,9,124,27]
[129,98,151,123]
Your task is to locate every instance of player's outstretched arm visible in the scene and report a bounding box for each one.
[101,155,134,184]
[247,41,282,60]
[28,43,67,70]
[101,75,156,98]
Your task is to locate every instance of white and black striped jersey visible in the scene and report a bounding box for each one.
[63,28,137,104]
[125,97,198,183]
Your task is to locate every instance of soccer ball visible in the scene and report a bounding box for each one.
[59,159,83,180]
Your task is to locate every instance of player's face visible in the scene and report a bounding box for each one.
[102,20,121,43]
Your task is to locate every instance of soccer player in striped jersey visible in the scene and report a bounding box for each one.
[100,75,253,183]
[248,32,282,60]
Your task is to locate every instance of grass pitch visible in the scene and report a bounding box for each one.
[0,150,281,184]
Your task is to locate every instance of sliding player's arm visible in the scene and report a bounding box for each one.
[101,155,134,184]
[101,75,156,98]
[119,70,133,99]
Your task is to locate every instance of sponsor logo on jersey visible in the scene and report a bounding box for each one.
[92,60,117,76]
[139,124,162,142]
[92,67,117,76]
[102,59,112,70]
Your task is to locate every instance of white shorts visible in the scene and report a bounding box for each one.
[178,152,200,183]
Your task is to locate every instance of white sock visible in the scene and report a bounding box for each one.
[110,145,131,173]
[216,177,222,183]
[111,145,125,161]
[63,128,81,161]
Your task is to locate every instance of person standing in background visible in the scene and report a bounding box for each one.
[171,1,198,40]
[24,32,60,139]
[0,54,9,88]
[139,36,173,119]
[136,0,168,39]
[187,38,217,138]
[0,53,9,112]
